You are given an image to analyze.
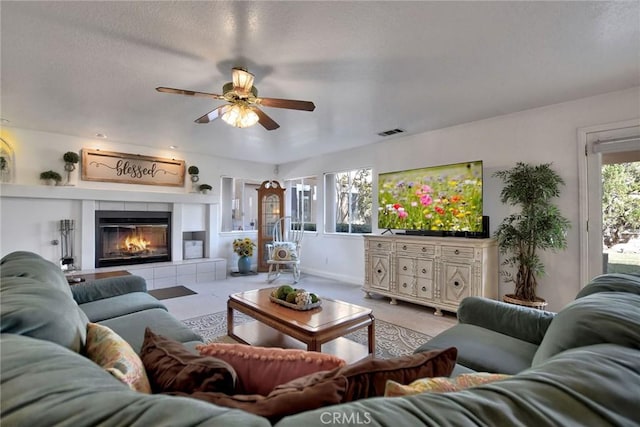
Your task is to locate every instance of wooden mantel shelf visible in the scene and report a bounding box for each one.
[0,183,216,204]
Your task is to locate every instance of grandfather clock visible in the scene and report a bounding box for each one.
[257,180,285,272]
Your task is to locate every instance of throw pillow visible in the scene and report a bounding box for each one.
[85,322,151,393]
[284,347,457,402]
[272,242,298,261]
[168,371,347,424]
[384,372,512,397]
[196,343,346,395]
[140,328,237,394]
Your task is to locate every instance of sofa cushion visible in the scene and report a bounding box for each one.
[0,333,271,427]
[384,372,511,396]
[85,323,151,393]
[533,292,640,366]
[415,323,537,374]
[456,296,555,345]
[0,275,88,353]
[141,328,236,394]
[70,274,148,304]
[0,251,73,298]
[99,308,202,353]
[79,292,167,322]
[575,273,640,299]
[275,343,640,427]
[170,369,347,424]
[196,343,346,395]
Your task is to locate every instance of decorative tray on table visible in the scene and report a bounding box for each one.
[269,286,322,311]
[269,295,322,311]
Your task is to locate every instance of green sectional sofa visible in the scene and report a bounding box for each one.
[2,250,639,426]
[1,251,270,427]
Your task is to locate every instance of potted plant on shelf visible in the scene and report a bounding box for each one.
[493,162,571,309]
[62,151,80,186]
[40,170,62,186]
[233,237,256,274]
[188,165,199,192]
[198,183,212,194]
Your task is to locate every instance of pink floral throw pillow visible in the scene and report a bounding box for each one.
[85,322,151,393]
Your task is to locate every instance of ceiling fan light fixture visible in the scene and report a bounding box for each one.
[221,104,259,128]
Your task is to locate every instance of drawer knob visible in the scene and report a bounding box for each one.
[402,245,407,250]
[454,249,460,255]
[422,247,426,252]
[377,243,382,248]
[454,281,460,287]
[402,266,407,271]
[422,268,427,273]
[377,269,382,274]
[403,283,407,288]
[422,286,427,291]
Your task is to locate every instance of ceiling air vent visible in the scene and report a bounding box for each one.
[377,128,405,137]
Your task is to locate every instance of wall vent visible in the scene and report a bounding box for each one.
[377,128,405,137]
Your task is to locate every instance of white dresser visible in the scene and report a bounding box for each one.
[363,235,498,315]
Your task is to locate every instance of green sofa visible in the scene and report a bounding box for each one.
[276,274,640,426]
[1,251,270,427]
[2,250,640,426]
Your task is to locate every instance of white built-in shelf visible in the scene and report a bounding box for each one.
[0,183,216,203]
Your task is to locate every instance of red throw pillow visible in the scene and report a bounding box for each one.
[196,343,346,395]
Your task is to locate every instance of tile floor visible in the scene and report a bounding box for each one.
[163,272,457,337]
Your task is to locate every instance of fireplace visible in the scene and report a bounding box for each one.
[95,211,171,268]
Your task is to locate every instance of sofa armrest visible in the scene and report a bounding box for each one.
[70,275,147,304]
[457,297,556,345]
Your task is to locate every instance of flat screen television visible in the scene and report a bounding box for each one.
[378,160,484,236]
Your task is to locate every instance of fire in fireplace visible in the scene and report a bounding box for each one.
[95,211,171,267]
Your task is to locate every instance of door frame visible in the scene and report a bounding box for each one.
[577,118,640,286]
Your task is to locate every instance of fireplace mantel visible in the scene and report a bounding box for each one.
[1,183,219,270]
[0,183,214,203]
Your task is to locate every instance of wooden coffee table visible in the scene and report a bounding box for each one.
[227,288,375,363]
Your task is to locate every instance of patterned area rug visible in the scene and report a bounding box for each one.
[182,311,432,359]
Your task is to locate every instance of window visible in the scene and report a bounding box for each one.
[221,177,260,231]
[285,176,318,231]
[324,168,372,234]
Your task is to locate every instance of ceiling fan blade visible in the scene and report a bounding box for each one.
[256,97,316,111]
[231,68,255,93]
[156,87,224,100]
[195,105,228,124]
[251,107,280,130]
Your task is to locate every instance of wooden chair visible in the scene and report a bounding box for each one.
[267,216,303,284]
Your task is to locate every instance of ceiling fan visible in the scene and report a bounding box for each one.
[156,67,315,131]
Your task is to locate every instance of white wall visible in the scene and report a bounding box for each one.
[279,87,640,311]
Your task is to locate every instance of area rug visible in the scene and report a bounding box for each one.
[148,285,196,300]
[182,311,432,359]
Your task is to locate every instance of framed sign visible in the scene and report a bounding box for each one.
[81,149,185,187]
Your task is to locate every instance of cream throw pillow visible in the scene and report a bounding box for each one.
[384,372,511,397]
[85,322,151,393]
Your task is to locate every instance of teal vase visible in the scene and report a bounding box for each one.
[237,255,251,274]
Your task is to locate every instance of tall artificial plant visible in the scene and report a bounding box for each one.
[493,162,571,302]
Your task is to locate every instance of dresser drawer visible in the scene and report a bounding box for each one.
[369,240,392,252]
[397,257,413,275]
[442,245,474,259]
[396,242,435,256]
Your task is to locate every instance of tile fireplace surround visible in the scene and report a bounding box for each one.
[0,184,225,288]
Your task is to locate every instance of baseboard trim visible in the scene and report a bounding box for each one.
[301,267,363,286]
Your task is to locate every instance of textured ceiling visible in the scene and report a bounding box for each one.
[1,1,639,164]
